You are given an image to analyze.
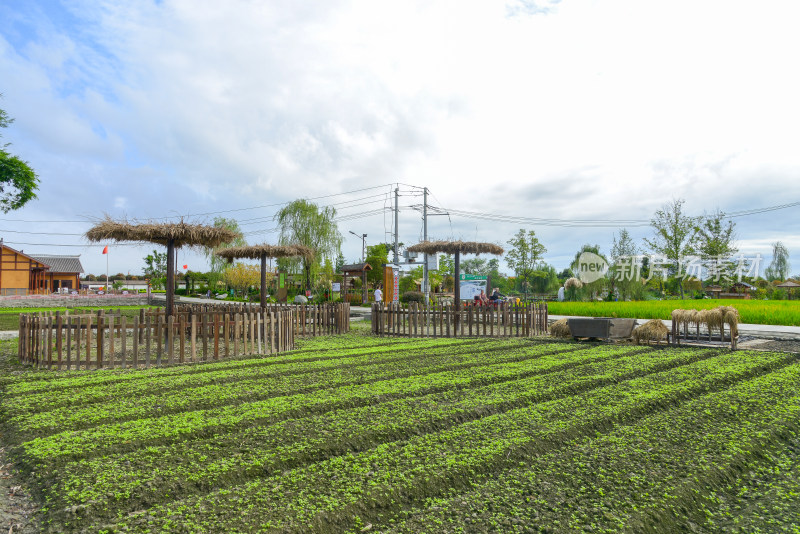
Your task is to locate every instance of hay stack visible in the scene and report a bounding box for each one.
[633,319,669,345]
[564,277,583,290]
[550,318,572,338]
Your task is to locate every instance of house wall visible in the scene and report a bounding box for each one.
[0,248,47,293]
[49,273,80,290]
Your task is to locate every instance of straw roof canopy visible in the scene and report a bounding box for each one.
[776,280,800,288]
[85,217,240,249]
[406,240,504,256]
[216,244,314,263]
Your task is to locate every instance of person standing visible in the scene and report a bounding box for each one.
[374,285,383,303]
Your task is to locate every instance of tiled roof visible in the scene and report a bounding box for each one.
[29,255,84,274]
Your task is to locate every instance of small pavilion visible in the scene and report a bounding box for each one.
[776,280,800,299]
[340,263,372,304]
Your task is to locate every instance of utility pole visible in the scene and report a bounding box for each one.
[393,186,399,265]
[423,187,429,304]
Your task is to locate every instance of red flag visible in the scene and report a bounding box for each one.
[102,246,108,254]
[183,264,188,269]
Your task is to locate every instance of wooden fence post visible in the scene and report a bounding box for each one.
[120,316,127,369]
[97,315,104,369]
[191,314,197,362]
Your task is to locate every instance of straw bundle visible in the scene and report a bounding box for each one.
[550,318,572,338]
[406,240,504,256]
[632,319,669,345]
[86,216,240,249]
[672,305,739,342]
[216,244,314,263]
[564,277,583,290]
[718,305,740,337]
[704,308,724,336]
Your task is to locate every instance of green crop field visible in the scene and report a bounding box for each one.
[0,305,158,331]
[1,333,799,533]
[548,298,800,326]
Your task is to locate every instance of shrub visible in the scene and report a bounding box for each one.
[401,291,425,303]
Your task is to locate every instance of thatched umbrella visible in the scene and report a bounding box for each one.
[216,244,314,307]
[86,217,240,316]
[406,240,504,311]
[777,280,800,300]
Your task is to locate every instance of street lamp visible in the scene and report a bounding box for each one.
[349,231,367,263]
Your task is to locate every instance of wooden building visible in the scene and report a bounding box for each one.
[0,244,84,296]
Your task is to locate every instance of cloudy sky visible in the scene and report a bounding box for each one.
[1,0,799,278]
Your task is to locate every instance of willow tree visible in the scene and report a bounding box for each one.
[275,200,342,291]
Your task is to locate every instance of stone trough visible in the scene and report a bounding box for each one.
[567,317,636,341]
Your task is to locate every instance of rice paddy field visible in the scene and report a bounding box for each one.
[1,331,799,533]
[548,299,800,326]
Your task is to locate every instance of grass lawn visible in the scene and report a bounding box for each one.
[0,305,159,331]
[1,331,799,532]
[548,298,800,326]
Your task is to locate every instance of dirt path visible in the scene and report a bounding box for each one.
[0,343,40,534]
[0,443,39,534]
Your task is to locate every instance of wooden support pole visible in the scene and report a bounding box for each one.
[167,314,175,365]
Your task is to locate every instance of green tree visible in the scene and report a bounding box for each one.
[335,252,346,273]
[143,249,168,279]
[529,264,558,294]
[569,244,608,300]
[765,241,791,281]
[506,229,547,302]
[696,209,738,259]
[461,258,489,276]
[437,254,455,292]
[204,217,247,289]
[609,229,639,300]
[0,97,39,212]
[365,244,389,286]
[276,199,342,291]
[643,199,699,299]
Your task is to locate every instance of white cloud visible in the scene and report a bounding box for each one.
[1,0,799,275]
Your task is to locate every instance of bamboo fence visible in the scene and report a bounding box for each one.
[371,301,548,338]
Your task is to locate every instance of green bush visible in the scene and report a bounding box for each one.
[401,291,425,303]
